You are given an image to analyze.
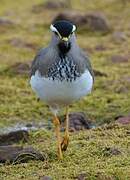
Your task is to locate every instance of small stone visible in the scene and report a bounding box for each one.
[115,86,128,93]
[8,38,37,50]
[112,31,127,42]
[32,0,70,13]
[110,148,121,155]
[69,127,75,132]
[76,173,88,180]
[0,18,14,26]
[95,44,107,51]
[85,12,110,33]
[123,76,130,83]
[52,11,110,33]
[0,18,15,32]
[26,123,33,128]
[0,146,46,164]
[103,147,121,156]
[0,130,29,146]
[116,116,130,125]
[40,176,52,180]
[6,62,31,75]
[75,125,82,131]
[110,55,128,63]
[61,112,92,131]
[44,0,70,9]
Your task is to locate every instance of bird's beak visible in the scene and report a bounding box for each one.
[58,36,71,53]
[60,37,69,48]
[62,37,69,42]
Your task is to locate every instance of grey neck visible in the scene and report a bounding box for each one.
[47,34,80,82]
[49,33,79,54]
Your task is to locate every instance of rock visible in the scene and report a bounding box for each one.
[44,0,70,9]
[0,130,29,146]
[115,115,124,120]
[40,176,52,180]
[123,76,130,83]
[53,11,86,26]
[103,147,121,156]
[76,173,88,180]
[0,18,15,32]
[116,116,130,125]
[0,18,14,26]
[26,123,33,128]
[115,86,129,93]
[109,148,121,155]
[32,0,70,13]
[6,62,31,75]
[95,44,107,51]
[8,38,37,50]
[110,55,129,63]
[0,146,46,164]
[52,11,110,33]
[112,31,127,42]
[61,112,92,131]
[93,69,107,77]
[85,12,110,33]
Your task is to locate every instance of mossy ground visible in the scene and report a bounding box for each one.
[1,124,130,179]
[0,0,130,179]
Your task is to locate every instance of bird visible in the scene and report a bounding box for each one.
[30,20,94,159]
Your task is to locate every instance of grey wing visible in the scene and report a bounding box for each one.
[81,50,94,82]
[30,48,47,77]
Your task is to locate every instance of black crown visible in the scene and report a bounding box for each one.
[53,20,74,37]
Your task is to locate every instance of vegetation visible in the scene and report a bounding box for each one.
[0,0,130,179]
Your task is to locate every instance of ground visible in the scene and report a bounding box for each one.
[0,0,130,179]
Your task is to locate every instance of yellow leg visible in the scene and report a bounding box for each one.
[61,107,69,151]
[53,115,63,159]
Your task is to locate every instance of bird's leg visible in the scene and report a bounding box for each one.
[53,115,63,159]
[61,107,69,151]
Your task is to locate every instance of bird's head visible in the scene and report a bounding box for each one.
[50,20,76,54]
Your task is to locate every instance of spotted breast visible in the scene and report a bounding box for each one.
[30,54,93,108]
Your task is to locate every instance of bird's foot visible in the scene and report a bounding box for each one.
[61,134,69,151]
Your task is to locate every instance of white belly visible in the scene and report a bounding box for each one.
[30,70,93,107]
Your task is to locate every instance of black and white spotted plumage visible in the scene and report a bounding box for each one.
[47,55,80,82]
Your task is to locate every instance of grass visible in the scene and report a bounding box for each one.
[0,0,130,179]
[1,124,130,179]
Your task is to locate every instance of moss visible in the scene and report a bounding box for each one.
[1,124,130,179]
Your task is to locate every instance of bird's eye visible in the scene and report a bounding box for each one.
[54,31,59,36]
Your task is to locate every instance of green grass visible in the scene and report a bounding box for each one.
[1,124,130,179]
[0,0,130,179]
